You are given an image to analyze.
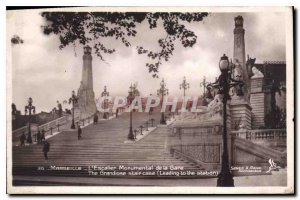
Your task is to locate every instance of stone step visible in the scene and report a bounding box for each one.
[12,112,202,179]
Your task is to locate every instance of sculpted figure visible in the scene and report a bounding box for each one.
[252,67,264,78]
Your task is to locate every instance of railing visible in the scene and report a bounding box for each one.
[12,116,68,141]
[74,114,94,129]
[170,125,220,138]
[171,148,207,167]
[231,129,286,140]
[13,113,96,144]
[12,126,28,140]
[39,116,70,139]
[233,136,287,166]
[170,143,221,170]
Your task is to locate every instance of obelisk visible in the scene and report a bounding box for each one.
[233,15,251,101]
[230,16,252,130]
[76,46,97,118]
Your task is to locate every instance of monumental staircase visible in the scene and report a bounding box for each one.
[12,110,287,181]
[13,112,205,179]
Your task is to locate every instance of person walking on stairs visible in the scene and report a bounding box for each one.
[42,140,50,162]
[93,112,98,124]
[19,132,26,146]
[37,130,41,144]
[78,126,82,140]
[41,129,46,142]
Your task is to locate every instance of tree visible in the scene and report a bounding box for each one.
[11,35,24,45]
[41,12,208,78]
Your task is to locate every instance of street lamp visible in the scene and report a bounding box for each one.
[180,76,189,111]
[200,76,210,106]
[24,97,35,143]
[128,83,138,140]
[206,54,244,187]
[69,90,78,129]
[101,86,110,119]
[180,76,189,99]
[157,78,168,125]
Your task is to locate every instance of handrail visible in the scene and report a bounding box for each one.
[42,114,94,137]
[12,116,68,140]
[13,113,95,143]
[12,126,27,134]
[233,137,286,165]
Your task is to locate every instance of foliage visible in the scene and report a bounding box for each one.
[11,35,24,45]
[41,12,208,78]
[265,106,286,129]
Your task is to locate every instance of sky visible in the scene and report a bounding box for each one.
[7,9,287,113]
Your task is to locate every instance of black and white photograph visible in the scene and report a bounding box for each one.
[6,6,294,194]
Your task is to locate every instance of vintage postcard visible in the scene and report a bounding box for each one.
[6,6,294,194]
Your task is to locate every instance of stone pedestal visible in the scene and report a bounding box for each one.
[230,97,252,130]
[250,76,265,129]
[76,89,97,118]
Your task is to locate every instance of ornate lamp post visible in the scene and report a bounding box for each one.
[101,86,110,119]
[69,90,78,129]
[128,83,138,140]
[180,76,189,100]
[206,54,244,187]
[157,78,168,125]
[24,97,35,143]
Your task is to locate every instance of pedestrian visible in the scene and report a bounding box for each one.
[78,126,82,140]
[93,113,98,124]
[42,140,50,161]
[41,129,46,142]
[116,108,119,118]
[37,130,41,144]
[19,132,26,146]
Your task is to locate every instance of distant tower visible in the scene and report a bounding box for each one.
[233,15,251,101]
[76,46,97,118]
[233,15,246,67]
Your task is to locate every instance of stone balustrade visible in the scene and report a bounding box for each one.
[231,129,286,140]
[12,116,68,141]
[12,114,96,143]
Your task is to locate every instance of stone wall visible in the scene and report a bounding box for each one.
[230,100,252,130]
[168,124,226,170]
[250,77,265,129]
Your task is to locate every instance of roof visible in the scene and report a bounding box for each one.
[254,61,286,83]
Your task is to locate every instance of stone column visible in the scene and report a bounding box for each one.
[230,15,252,130]
[76,46,97,118]
[233,15,251,102]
